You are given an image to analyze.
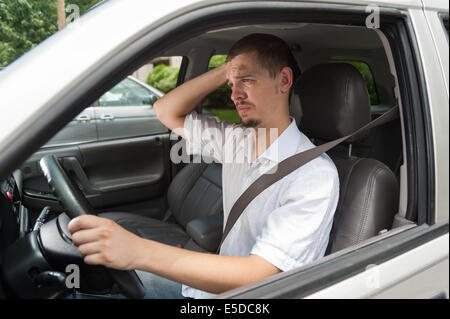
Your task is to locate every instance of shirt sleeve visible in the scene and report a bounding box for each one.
[250,157,340,271]
[183,110,234,163]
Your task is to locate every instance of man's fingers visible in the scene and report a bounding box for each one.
[66,215,132,270]
[83,253,103,266]
[83,251,117,268]
[78,242,102,256]
[71,227,111,246]
[68,215,110,234]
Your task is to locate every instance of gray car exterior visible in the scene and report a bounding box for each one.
[44,76,167,147]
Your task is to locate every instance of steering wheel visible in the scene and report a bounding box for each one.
[39,155,145,299]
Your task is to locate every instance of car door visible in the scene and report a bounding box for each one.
[44,107,97,147]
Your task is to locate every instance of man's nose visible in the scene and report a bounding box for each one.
[231,85,247,104]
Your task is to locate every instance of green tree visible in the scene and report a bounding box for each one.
[146,64,179,93]
[0,0,57,67]
[0,0,101,67]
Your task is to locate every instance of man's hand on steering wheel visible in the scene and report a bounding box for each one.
[39,155,145,298]
[68,215,144,271]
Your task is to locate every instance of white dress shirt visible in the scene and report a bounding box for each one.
[181,111,339,299]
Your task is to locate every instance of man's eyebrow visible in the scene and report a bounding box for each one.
[235,74,255,79]
[226,74,256,85]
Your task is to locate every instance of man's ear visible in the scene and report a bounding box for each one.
[279,66,293,94]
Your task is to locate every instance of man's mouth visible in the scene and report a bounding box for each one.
[237,105,251,114]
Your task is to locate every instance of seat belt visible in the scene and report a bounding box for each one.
[218,106,400,252]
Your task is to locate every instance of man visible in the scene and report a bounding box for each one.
[68,33,339,299]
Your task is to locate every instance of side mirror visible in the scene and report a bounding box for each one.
[146,94,158,105]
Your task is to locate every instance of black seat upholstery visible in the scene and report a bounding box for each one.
[100,162,223,251]
[297,63,399,254]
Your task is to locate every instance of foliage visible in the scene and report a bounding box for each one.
[202,55,234,110]
[0,0,102,67]
[0,0,57,67]
[209,54,226,68]
[209,108,241,123]
[146,64,180,93]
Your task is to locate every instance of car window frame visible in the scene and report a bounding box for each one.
[210,5,436,298]
[107,3,435,296]
[439,12,449,43]
[217,220,448,298]
[3,1,440,298]
[74,1,434,282]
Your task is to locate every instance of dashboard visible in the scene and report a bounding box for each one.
[1,175,18,203]
[0,171,26,257]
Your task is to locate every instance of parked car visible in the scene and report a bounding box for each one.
[0,0,448,299]
[45,75,166,147]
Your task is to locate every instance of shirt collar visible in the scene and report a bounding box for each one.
[245,116,303,164]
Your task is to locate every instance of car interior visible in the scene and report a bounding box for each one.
[0,21,416,298]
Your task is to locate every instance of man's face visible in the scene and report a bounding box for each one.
[226,52,281,128]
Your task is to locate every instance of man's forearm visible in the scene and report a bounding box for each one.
[153,64,227,128]
[68,202,280,295]
[133,237,280,294]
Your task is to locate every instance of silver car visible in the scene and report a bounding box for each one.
[45,75,166,147]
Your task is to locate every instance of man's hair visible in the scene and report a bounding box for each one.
[226,33,301,85]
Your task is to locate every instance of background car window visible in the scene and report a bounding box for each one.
[94,56,183,142]
[43,57,184,147]
[202,55,241,123]
[98,78,153,106]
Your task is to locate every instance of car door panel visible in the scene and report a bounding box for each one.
[76,134,170,202]
[94,105,168,141]
[20,134,171,219]
[43,107,97,148]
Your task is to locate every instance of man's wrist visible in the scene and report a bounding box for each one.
[130,236,154,271]
[213,63,227,86]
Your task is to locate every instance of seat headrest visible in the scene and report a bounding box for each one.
[289,90,303,125]
[297,63,371,142]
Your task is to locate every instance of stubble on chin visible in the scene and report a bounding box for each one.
[241,118,261,128]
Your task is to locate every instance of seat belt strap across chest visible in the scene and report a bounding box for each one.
[218,106,399,252]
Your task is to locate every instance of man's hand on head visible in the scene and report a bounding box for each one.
[68,215,144,271]
[153,63,228,138]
